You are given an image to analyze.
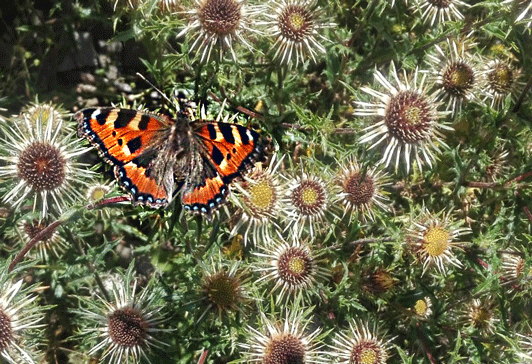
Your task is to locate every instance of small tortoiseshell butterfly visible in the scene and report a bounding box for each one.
[76,107,269,215]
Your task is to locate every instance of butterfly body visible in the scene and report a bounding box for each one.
[76,107,269,215]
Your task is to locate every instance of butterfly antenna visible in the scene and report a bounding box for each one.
[136,72,177,109]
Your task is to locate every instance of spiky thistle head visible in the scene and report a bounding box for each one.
[261,0,334,67]
[177,0,261,63]
[355,62,452,174]
[407,208,470,275]
[332,320,393,364]
[254,239,329,304]
[0,104,95,218]
[239,307,327,364]
[76,264,171,364]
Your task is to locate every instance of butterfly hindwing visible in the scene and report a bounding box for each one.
[114,162,168,207]
[76,108,172,166]
[180,157,229,214]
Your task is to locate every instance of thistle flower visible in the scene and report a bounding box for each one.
[254,239,329,303]
[407,208,470,275]
[177,0,260,63]
[84,181,119,220]
[411,296,432,320]
[355,62,452,174]
[412,0,470,26]
[239,308,326,364]
[501,249,530,287]
[230,155,285,246]
[460,298,498,335]
[332,320,392,364]
[0,272,44,364]
[283,168,337,240]
[198,258,250,320]
[481,58,523,110]
[261,0,334,66]
[361,268,397,295]
[20,102,65,133]
[86,182,113,204]
[0,107,95,218]
[335,157,390,222]
[484,146,511,182]
[424,38,480,114]
[77,266,170,364]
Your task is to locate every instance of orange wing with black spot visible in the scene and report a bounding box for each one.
[179,121,269,215]
[194,121,268,181]
[76,108,172,207]
[76,108,172,166]
[180,159,230,214]
[114,162,168,207]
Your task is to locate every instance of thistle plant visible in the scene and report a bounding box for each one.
[0,0,532,363]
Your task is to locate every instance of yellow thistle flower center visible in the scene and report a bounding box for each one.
[249,180,274,210]
[29,106,53,122]
[488,63,514,93]
[450,67,472,88]
[301,186,319,206]
[414,299,428,316]
[494,66,511,87]
[288,12,305,31]
[423,226,449,257]
[491,44,506,54]
[26,105,63,130]
[404,104,423,126]
[471,306,491,324]
[351,340,383,364]
[278,5,312,42]
[88,187,108,202]
[360,347,378,364]
[277,247,313,286]
[291,178,326,216]
[288,256,306,275]
[441,62,475,98]
[40,108,52,121]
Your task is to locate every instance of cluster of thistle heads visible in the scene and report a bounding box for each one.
[0,0,532,363]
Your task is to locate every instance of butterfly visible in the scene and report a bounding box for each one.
[76,107,269,215]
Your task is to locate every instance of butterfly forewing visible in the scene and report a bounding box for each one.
[76,108,173,166]
[194,121,267,182]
